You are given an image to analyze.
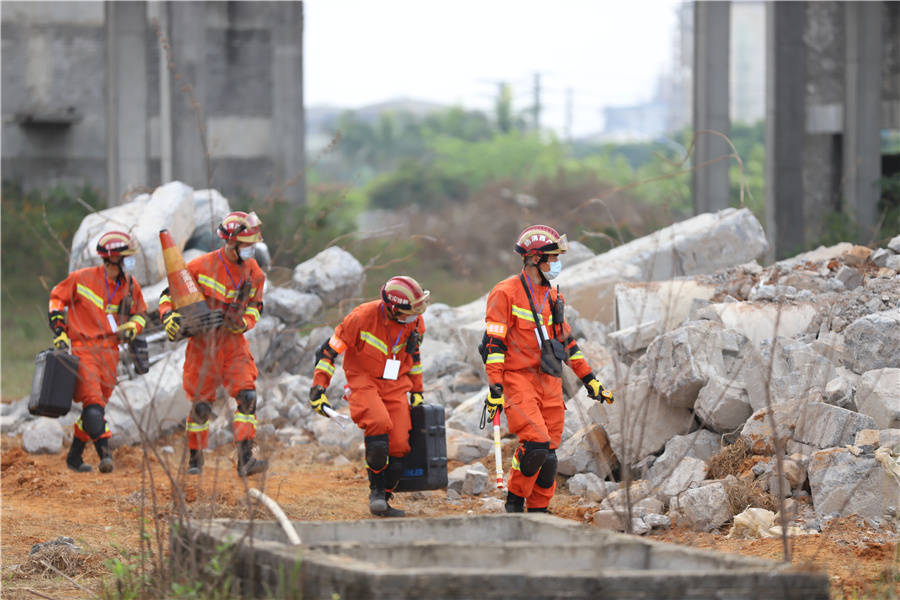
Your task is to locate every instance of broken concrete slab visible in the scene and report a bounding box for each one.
[856,368,900,429]
[446,427,493,464]
[590,376,694,465]
[556,424,617,478]
[647,429,722,489]
[713,302,820,349]
[613,280,718,334]
[656,457,708,504]
[808,447,899,521]
[670,482,732,532]
[695,374,753,433]
[843,309,900,373]
[793,402,877,450]
[567,473,618,503]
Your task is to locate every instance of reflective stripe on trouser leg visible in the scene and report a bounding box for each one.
[233,411,257,442]
[186,419,210,450]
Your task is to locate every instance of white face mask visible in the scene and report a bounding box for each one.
[398,314,418,324]
[545,259,562,280]
[121,256,136,271]
[238,245,256,260]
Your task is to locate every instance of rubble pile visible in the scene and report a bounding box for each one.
[6,182,899,536]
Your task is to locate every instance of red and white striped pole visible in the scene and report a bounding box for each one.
[493,411,504,489]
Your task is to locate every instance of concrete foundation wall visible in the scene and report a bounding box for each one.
[177,515,830,600]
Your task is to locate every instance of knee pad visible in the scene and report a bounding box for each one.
[81,404,107,439]
[364,434,390,472]
[535,449,558,489]
[235,390,257,414]
[191,401,213,423]
[518,441,550,477]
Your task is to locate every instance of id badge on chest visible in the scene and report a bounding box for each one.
[107,313,118,333]
[534,325,549,347]
[382,358,401,380]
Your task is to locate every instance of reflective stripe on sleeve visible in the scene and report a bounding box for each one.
[315,359,335,375]
[244,306,260,320]
[197,274,228,297]
[486,353,506,365]
[409,363,423,375]
[130,314,147,328]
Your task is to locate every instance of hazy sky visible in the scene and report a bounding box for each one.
[304,0,682,137]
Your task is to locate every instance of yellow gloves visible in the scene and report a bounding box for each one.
[583,375,614,403]
[53,331,70,350]
[484,384,504,420]
[227,315,249,335]
[309,385,332,416]
[409,392,424,407]
[162,311,182,342]
[117,321,138,342]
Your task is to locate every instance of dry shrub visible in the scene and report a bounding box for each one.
[707,438,751,480]
[16,543,104,579]
[724,478,777,515]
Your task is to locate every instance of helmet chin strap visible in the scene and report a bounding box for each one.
[526,256,551,286]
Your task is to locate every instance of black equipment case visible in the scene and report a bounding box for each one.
[395,404,448,492]
[28,349,79,417]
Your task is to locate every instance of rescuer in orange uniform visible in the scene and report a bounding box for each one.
[49,231,148,473]
[480,225,614,513]
[309,276,430,517]
[158,211,267,477]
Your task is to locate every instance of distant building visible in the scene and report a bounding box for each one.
[1,1,305,205]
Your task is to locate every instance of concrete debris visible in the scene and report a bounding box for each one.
[19,200,900,532]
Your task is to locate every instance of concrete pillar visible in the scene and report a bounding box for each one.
[271,1,306,204]
[843,1,883,242]
[692,0,731,215]
[765,2,806,260]
[168,1,207,189]
[105,1,148,205]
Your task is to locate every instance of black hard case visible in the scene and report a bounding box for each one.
[395,404,448,492]
[28,349,79,418]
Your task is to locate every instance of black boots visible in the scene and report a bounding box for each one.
[236,440,267,477]
[95,438,113,473]
[368,470,405,517]
[505,491,525,513]
[188,449,203,475]
[66,439,93,473]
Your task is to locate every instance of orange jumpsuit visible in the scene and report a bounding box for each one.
[484,270,593,509]
[158,249,265,449]
[49,267,147,442]
[313,300,425,458]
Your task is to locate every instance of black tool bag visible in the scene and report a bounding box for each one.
[520,274,566,378]
[28,349,79,417]
[395,404,448,492]
[128,335,150,375]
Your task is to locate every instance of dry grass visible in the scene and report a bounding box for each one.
[15,542,106,580]
[707,438,752,480]
[724,478,777,515]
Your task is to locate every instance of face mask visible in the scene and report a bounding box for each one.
[545,259,562,280]
[238,245,255,260]
[121,256,136,271]
[398,314,418,324]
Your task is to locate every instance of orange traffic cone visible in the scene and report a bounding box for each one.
[159,229,220,337]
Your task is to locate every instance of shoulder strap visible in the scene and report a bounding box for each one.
[519,273,547,345]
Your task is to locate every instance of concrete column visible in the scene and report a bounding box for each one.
[272,1,306,204]
[843,1,883,242]
[105,1,148,205]
[765,2,806,260]
[149,1,173,183]
[692,0,730,215]
[168,1,207,188]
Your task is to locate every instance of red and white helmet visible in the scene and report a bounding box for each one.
[514,225,568,257]
[381,276,431,316]
[217,211,263,243]
[96,231,138,259]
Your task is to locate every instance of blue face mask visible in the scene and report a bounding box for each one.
[238,245,255,260]
[122,256,136,272]
[545,259,562,280]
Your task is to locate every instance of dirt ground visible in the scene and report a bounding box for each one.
[1,433,897,600]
